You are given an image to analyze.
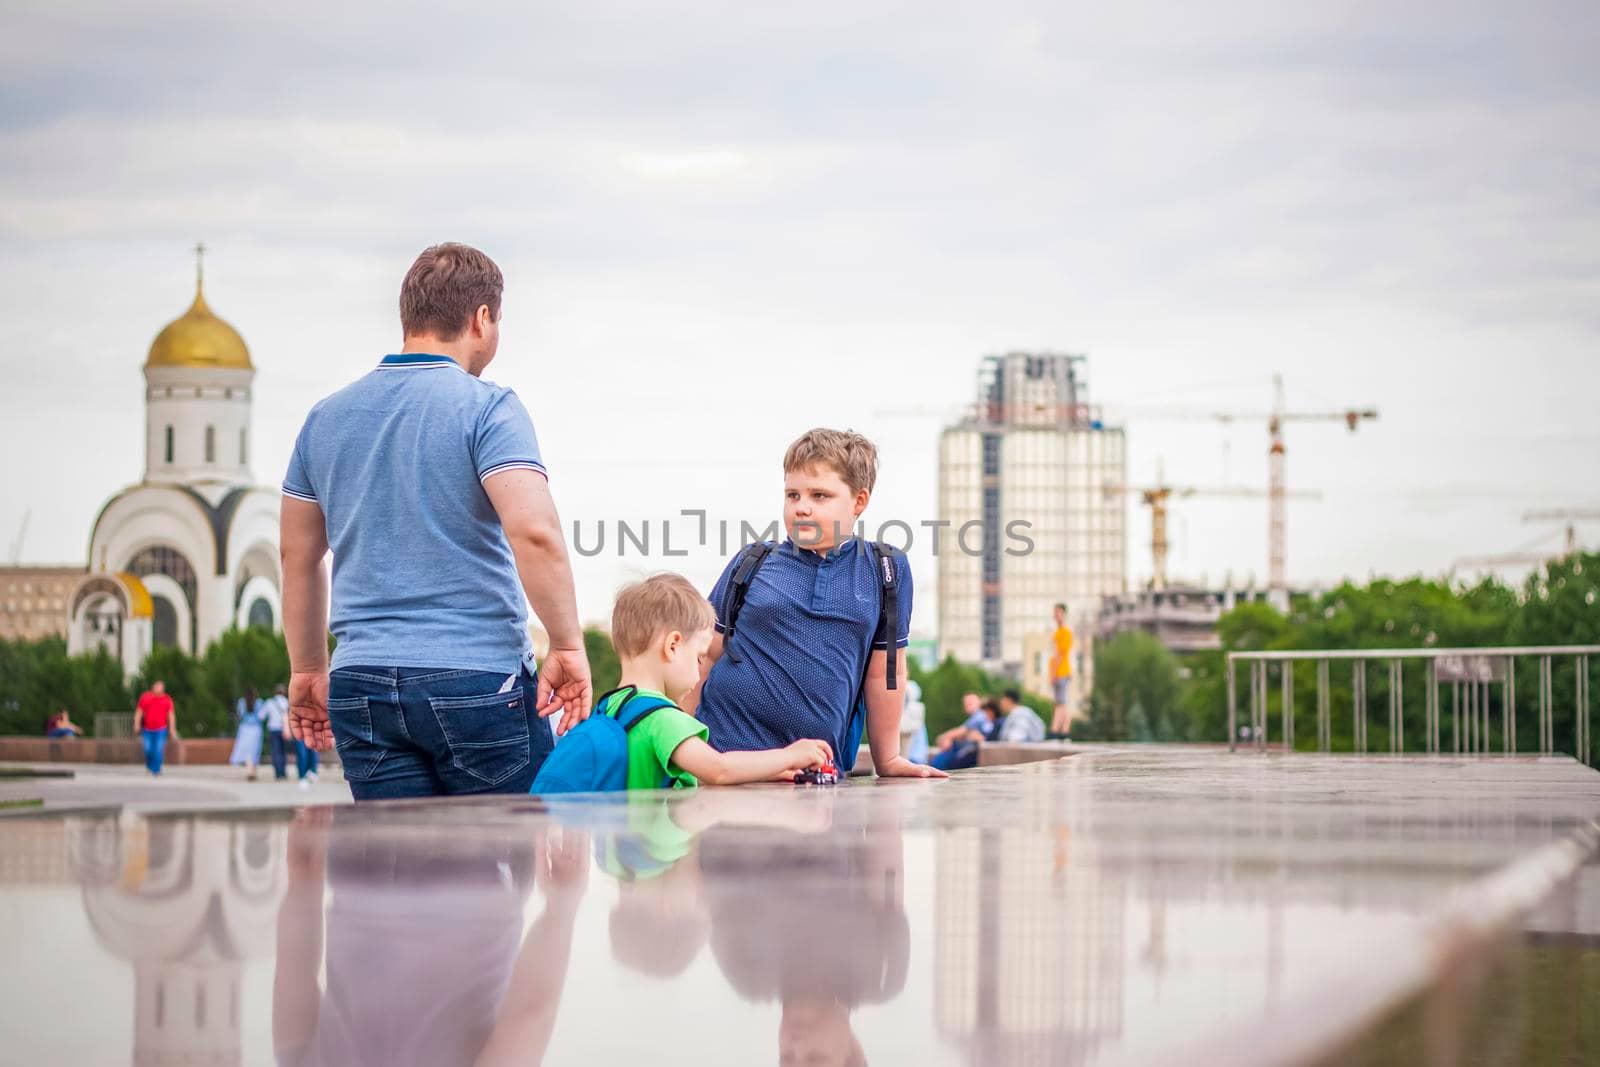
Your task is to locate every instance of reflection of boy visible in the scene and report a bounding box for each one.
[699,816,909,1067]
[606,574,833,789]
[691,428,944,780]
[605,802,712,979]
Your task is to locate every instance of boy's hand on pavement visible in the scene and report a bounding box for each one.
[878,755,948,780]
[288,671,333,752]
[783,738,833,770]
[537,648,593,736]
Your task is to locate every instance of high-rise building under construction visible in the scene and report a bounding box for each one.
[937,353,1126,702]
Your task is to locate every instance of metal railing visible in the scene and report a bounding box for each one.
[1226,646,1599,763]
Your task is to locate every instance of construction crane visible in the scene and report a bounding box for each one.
[1104,469,1321,590]
[1522,508,1600,555]
[1453,508,1600,571]
[8,510,28,566]
[1111,376,1376,602]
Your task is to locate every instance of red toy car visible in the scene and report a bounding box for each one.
[794,761,839,786]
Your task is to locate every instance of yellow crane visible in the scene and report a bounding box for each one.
[1104,468,1321,590]
[1112,376,1375,601]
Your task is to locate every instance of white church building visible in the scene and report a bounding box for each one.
[65,254,282,676]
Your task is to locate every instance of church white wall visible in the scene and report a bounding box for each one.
[144,365,254,486]
[90,490,216,577]
[234,575,280,630]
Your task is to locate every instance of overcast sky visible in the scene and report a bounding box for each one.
[2,0,1597,631]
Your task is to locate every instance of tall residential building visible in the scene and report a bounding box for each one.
[938,353,1126,699]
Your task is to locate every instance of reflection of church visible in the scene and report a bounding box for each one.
[68,813,287,1066]
[0,250,283,674]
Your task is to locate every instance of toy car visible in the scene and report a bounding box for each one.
[794,761,839,786]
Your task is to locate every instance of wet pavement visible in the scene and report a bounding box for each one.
[1,750,1598,1067]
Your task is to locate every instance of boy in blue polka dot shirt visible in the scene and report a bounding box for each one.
[689,429,947,780]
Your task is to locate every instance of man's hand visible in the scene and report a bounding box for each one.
[877,754,948,780]
[288,671,332,751]
[536,647,593,736]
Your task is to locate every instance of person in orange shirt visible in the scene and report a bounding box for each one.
[1048,603,1074,737]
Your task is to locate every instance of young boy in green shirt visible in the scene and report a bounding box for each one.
[605,573,832,789]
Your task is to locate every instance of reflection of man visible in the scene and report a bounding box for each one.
[272,808,587,1067]
[1049,603,1074,737]
[133,680,176,776]
[696,804,909,1067]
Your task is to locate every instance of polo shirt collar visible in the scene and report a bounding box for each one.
[377,353,464,370]
[782,537,859,563]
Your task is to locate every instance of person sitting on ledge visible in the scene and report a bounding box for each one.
[46,708,83,739]
[929,696,1000,771]
[995,688,1046,743]
[687,428,945,781]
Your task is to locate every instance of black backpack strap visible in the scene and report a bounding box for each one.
[721,540,775,664]
[602,685,681,732]
[595,685,638,717]
[867,541,903,690]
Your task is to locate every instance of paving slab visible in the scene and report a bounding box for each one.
[1,748,1597,1067]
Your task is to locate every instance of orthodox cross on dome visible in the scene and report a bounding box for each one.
[194,241,206,294]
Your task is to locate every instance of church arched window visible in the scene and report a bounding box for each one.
[204,425,215,463]
[164,426,174,464]
[151,596,179,648]
[127,546,198,611]
[239,428,247,466]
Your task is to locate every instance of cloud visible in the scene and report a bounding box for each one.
[1,0,1597,619]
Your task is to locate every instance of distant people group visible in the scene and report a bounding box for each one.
[927,687,1051,771]
[228,684,318,787]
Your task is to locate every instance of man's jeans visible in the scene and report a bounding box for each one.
[268,731,288,779]
[141,728,168,775]
[295,739,320,779]
[327,666,551,801]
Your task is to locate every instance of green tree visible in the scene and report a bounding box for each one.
[191,628,292,738]
[1078,631,1182,741]
[0,637,130,734]
[584,628,621,695]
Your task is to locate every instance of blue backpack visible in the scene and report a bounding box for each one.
[530,685,679,795]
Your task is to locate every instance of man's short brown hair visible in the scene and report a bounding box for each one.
[399,243,504,341]
[611,573,717,658]
[783,428,878,494]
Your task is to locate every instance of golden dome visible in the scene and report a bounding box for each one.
[146,254,252,370]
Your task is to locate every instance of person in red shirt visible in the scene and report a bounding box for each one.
[134,680,178,776]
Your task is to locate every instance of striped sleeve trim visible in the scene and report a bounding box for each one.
[479,460,549,482]
[281,486,318,503]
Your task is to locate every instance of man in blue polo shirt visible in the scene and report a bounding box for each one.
[689,429,945,780]
[279,243,592,800]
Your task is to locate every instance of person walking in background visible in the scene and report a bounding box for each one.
[262,684,290,780]
[133,680,176,776]
[279,242,591,800]
[1049,602,1075,738]
[294,720,320,789]
[230,687,264,782]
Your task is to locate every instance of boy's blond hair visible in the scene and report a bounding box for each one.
[783,428,879,494]
[611,573,716,658]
